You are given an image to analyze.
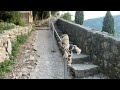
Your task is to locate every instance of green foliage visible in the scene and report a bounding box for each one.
[0,60,13,78]
[0,30,32,79]
[0,22,15,33]
[11,34,28,58]
[61,12,72,21]
[0,22,15,30]
[8,11,21,25]
[0,11,10,21]
[19,21,27,27]
[0,11,26,26]
[75,11,84,25]
[17,34,28,44]
[102,11,114,35]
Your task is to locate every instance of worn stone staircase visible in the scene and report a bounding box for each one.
[68,53,108,79]
[53,24,108,79]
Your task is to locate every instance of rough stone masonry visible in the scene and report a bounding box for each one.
[55,18,120,79]
[0,24,32,63]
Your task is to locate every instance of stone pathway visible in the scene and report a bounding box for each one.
[30,30,64,79]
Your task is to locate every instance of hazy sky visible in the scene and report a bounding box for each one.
[60,11,120,20]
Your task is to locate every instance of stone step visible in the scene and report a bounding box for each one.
[72,53,91,64]
[80,73,109,79]
[68,64,100,78]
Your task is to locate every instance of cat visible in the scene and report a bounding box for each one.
[63,49,73,66]
[67,50,73,66]
[61,34,70,50]
[63,50,68,59]
[73,45,82,55]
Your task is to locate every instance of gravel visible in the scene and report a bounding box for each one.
[30,30,64,79]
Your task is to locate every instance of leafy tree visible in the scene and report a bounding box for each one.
[61,12,72,21]
[102,11,114,35]
[75,11,84,25]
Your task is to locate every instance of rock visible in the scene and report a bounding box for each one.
[12,73,16,79]
[29,55,35,60]
[34,62,37,65]
[22,76,28,79]
[17,72,23,78]
[33,44,37,51]
[27,66,33,69]
[33,48,37,51]
[0,38,3,47]
[22,68,28,72]
[22,73,27,77]
[0,47,9,63]
[27,73,30,76]
[6,39,12,55]
[24,49,28,52]
[36,54,40,57]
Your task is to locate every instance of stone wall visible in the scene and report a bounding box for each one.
[55,18,120,78]
[0,25,32,63]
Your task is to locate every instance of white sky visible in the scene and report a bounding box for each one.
[59,11,120,20]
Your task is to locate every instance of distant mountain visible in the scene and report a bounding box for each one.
[83,15,120,38]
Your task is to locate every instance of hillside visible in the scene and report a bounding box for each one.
[83,15,120,38]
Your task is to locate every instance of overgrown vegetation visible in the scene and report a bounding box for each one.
[0,30,33,79]
[0,11,27,26]
[61,12,72,21]
[0,60,14,78]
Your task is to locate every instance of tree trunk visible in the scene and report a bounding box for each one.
[35,12,38,21]
[42,12,44,20]
[49,11,51,18]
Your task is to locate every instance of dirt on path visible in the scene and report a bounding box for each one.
[5,28,65,79]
